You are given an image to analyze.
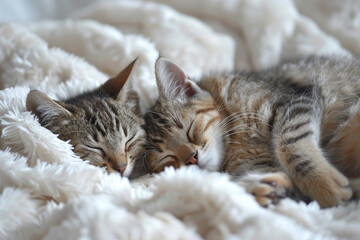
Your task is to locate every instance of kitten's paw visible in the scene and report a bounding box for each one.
[305,167,352,208]
[237,172,292,207]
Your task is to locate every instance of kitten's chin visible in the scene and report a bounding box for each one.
[198,159,221,172]
[122,164,133,178]
[198,138,224,172]
[198,148,223,172]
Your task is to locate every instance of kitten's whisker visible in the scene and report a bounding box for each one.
[221,132,250,139]
[217,123,266,139]
[217,113,246,131]
[224,127,252,134]
[217,127,251,137]
[227,114,269,126]
[222,130,252,135]
[226,123,266,136]
[219,122,255,133]
[218,115,270,134]
[217,112,255,129]
[134,154,151,172]
[219,111,269,126]
[215,124,249,138]
[160,104,183,126]
[216,101,227,112]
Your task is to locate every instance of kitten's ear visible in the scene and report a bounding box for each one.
[155,57,196,104]
[100,58,138,100]
[26,90,71,122]
[101,58,141,114]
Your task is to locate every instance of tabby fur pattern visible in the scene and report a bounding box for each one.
[144,56,360,207]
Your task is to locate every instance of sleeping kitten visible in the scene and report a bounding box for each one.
[144,56,360,207]
[26,59,147,178]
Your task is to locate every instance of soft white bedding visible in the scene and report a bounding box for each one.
[1,0,360,239]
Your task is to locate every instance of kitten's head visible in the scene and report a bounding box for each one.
[26,59,147,178]
[144,58,224,173]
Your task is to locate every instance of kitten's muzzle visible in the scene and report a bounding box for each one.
[177,144,198,165]
[112,163,127,174]
[186,151,198,165]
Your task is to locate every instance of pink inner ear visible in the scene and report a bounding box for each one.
[157,58,196,99]
[185,82,195,97]
[168,64,185,84]
[167,63,195,97]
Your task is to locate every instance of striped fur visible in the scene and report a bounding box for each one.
[26,60,147,178]
[145,56,360,207]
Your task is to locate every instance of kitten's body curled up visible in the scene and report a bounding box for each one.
[26,59,147,178]
[145,56,360,207]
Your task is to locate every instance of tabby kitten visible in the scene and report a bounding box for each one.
[26,59,147,178]
[144,56,360,207]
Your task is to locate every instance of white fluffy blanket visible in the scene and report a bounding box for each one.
[1,1,360,239]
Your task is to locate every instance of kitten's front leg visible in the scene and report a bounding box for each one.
[272,94,352,207]
[234,172,293,206]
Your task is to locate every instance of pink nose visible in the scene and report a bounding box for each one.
[114,163,127,174]
[186,152,198,165]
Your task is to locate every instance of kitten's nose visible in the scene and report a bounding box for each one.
[114,163,127,174]
[186,152,198,165]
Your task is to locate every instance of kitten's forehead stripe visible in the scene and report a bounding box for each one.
[196,107,216,114]
[144,112,173,138]
[106,100,119,115]
[106,100,121,131]
[101,100,113,119]
[122,126,128,137]
[203,115,220,132]
[95,117,107,137]
[115,118,120,131]
[126,135,135,146]
[186,120,194,143]
[102,100,117,125]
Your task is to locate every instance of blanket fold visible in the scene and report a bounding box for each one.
[1,1,360,239]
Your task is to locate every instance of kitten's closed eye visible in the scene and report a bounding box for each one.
[81,147,128,173]
[145,109,221,173]
[87,145,106,157]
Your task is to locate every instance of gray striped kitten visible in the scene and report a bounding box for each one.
[144,56,360,207]
[26,60,147,178]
